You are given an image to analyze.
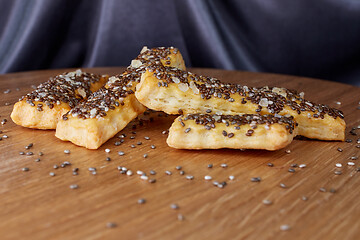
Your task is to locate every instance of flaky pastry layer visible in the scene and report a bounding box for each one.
[167,114,297,151]
[55,47,186,149]
[136,68,345,141]
[11,70,108,129]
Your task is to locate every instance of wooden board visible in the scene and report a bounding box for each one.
[0,67,359,240]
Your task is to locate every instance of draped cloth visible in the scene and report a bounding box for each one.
[1,0,359,86]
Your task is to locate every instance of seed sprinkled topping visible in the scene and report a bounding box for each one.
[20,69,103,110]
[63,48,179,120]
[152,66,344,119]
[178,113,296,135]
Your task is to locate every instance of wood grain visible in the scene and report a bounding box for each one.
[0,67,359,240]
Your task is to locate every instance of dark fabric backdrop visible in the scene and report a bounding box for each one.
[1,0,360,86]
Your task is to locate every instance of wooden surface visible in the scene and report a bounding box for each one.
[0,67,359,240]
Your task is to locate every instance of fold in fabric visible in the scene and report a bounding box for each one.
[0,0,359,86]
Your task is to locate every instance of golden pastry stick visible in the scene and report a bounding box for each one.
[55,47,186,149]
[136,67,345,141]
[167,113,297,151]
[11,69,108,129]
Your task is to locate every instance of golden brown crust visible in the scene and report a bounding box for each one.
[55,94,145,149]
[136,68,345,141]
[55,47,186,149]
[167,114,297,151]
[10,70,108,129]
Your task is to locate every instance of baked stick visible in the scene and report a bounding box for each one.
[55,47,186,149]
[135,67,345,141]
[167,113,297,151]
[11,70,108,129]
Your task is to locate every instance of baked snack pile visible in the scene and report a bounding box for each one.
[167,114,297,150]
[55,47,186,149]
[135,67,345,141]
[11,70,108,129]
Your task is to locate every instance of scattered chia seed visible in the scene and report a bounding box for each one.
[350,156,358,160]
[337,147,343,152]
[204,175,212,180]
[207,164,213,168]
[329,188,336,193]
[118,151,125,156]
[334,171,342,175]
[143,154,148,158]
[262,199,272,205]
[302,196,308,201]
[140,175,149,180]
[299,164,306,168]
[229,175,235,180]
[53,165,59,169]
[285,149,291,154]
[137,141,142,145]
[144,136,150,140]
[69,184,78,189]
[26,152,33,156]
[176,166,182,170]
[319,187,326,192]
[34,158,40,162]
[335,163,342,167]
[179,170,185,175]
[267,163,274,167]
[19,151,25,155]
[49,172,55,176]
[149,170,156,175]
[22,167,29,172]
[106,157,111,161]
[165,170,172,175]
[138,198,146,204]
[170,203,179,209]
[177,214,185,221]
[105,148,110,153]
[184,128,191,133]
[290,163,298,168]
[150,145,156,149]
[126,170,133,176]
[186,175,194,180]
[251,177,261,182]
[220,163,228,168]
[347,162,355,166]
[280,225,291,231]
[106,222,117,228]
[280,183,287,188]
[148,178,156,183]
[64,149,70,154]
[39,152,44,156]
[288,168,295,173]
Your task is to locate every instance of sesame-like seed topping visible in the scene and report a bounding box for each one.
[63,48,179,120]
[179,113,296,135]
[152,66,344,119]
